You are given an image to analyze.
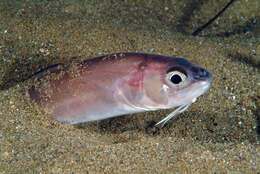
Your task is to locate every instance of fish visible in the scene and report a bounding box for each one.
[28,52,212,127]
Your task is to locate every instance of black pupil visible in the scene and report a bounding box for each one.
[171,74,182,84]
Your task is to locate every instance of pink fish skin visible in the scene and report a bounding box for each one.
[28,52,212,124]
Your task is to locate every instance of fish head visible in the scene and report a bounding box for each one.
[141,56,212,109]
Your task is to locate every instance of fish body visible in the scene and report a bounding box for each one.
[28,53,212,125]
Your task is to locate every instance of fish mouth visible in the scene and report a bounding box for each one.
[155,78,212,127]
[198,80,211,93]
[180,66,212,104]
[192,79,211,95]
[169,79,212,107]
[191,67,212,97]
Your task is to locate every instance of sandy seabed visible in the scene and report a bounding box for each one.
[0,0,259,173]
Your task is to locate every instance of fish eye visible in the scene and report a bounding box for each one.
[166,71,187,86]
[170,73,182,84]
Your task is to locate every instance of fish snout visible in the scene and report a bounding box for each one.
[191,66,212,81]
